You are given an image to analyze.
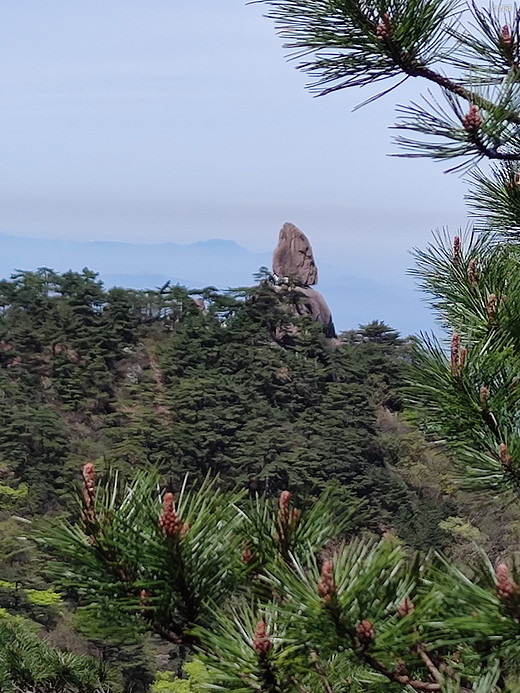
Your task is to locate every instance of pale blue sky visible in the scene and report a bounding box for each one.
[0,1,469,303]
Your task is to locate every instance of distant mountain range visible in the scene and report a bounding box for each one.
[0,233,437,336]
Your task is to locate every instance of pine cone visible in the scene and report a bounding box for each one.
[397,597,415,618]
[453,235,461,265]
[499,443,512,469]
[253,620,271,654]
[317,560,337,603]
[504,172,520,192]
[81,463,98,528]
[279,490,291,522]
[486,293,497,321]
[140,589,151,617]
[468,259,479,287]
[82,462,96,510]
[501,25,513,46]
[159,492,181,537]
[462,105,482,132]
[241,546,254,563]
[450,333,460,376]
[376,12,394,40]
[496,563,519,600]
[356,619,375,645]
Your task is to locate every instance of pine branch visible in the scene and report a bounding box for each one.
[362,651,478,692]
[260,0,520,170]
[260,0,520,122]
[362,652,443,691]
[415,644,444,685]
[403,62,520,127]
[470,132,520,161]
[309,651,336,693]
[466,163,520,236]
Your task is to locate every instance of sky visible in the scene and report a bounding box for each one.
[0,1,472,326]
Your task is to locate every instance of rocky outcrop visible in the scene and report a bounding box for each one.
[192,298,206,312]
[290,286,336,338]
[272,222,336,339]
[273,223,318,286]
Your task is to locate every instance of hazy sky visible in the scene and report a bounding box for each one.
[0,1,470,289]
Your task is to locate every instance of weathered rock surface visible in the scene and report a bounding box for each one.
[125,363,143,384]
[291,286,336,339]
[193,298,206,312]
[273,223,318,286]
[272,222,336,339]
[274,285,336,340]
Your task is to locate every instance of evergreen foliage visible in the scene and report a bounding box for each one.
[408,232,520,496]
[0,258,479,692]
[0,609,111,693]
[243,0,520,687]
[40,465,520,691]
[0,267,414,522]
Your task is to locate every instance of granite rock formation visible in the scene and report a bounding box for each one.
[273,222,318,286]
[272,223,336,339]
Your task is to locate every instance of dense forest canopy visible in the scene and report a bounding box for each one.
[0,266,427,517]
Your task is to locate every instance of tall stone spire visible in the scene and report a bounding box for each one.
[272,222,336,339]
[273,222,318,286]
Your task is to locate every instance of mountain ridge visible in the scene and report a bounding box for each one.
[0,232,434,335]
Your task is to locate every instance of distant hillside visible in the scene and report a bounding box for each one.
[0,233,435,335]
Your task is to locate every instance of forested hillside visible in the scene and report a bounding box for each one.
[0,266,450,533]
[0,266,510,692]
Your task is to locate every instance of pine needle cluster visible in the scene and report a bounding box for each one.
[38,464,520,691]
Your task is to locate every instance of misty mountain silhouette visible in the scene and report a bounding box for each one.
[0,233,435,336]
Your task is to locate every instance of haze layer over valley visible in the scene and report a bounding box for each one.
[0,230,434,336]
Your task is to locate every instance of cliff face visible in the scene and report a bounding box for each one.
[272,222,336,339]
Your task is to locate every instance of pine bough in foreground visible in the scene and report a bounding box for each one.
[41,465,520,691]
